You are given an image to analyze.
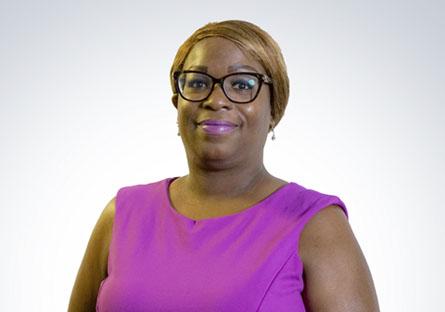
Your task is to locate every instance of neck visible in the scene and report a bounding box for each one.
[183,156,271,199]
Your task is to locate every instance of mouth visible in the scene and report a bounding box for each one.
[198,119,238,127]
[197,119,238,135]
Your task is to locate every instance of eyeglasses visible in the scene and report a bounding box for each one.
[173,70,273,104]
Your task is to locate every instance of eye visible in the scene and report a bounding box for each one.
[231,78,256,90]
[187,78,208,89]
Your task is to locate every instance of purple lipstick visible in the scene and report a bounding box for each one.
[198,119,238,135]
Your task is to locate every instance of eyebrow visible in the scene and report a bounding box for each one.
[227,64,259,73]
[184,64,260,73]
[186,65,208,72]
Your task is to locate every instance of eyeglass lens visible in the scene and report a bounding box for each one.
[177,72,261,103]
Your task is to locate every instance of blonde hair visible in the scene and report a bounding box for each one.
[170,20,290,126]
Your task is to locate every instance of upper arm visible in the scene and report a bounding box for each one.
[299,205,380,312]
[68,196,116,312]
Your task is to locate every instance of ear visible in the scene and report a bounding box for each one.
[171,94,179,109]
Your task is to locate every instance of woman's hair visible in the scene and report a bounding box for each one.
[170,20,290,126]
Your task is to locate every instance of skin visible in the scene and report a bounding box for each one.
[68,37,380,311]
[68,197,115,311]
[169,37,287,218]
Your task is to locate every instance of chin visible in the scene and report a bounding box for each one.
[200,146,233,161]
[192,145,241,168]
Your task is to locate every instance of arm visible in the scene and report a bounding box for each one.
[68,197,116,312]
[299,205,380,312]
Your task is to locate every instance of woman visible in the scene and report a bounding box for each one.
[69,20,379,311]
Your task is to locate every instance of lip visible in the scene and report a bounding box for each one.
[197,119,238,135]
[198,119,238,127]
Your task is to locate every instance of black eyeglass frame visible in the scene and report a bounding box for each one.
[173,70,273,104]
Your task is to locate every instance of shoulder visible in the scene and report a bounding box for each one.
[87,195,116,271]
[116,178,171,204]
[88,196,115,247]
[299,205,380,311]
[82,195,116,276]
[299,204,350,266]
[68,196,116,311]
[98,196,116,230]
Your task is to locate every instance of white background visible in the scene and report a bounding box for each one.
[1,0,443,310]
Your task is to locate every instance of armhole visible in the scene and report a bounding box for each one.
[106,188,123,276]
[95,195,116,311]
[96,192,119,311]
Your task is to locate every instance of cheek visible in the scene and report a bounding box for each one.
[244,98,272,127]
[177,102,195,126]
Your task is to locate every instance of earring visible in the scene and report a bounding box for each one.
[270,122,276,141]
[177,121,180,136]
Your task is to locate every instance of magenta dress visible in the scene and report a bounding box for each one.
[96,177,348,311]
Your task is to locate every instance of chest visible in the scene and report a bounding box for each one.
[170,189,270,221]
[97,209,305,311]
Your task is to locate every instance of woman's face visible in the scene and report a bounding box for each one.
[173,37,272,167]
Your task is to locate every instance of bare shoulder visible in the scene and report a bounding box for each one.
[299,205,380,312]
[88,195,116,272]
[88,196,116,252]
[97,196,116,233]
[68,196,116,311]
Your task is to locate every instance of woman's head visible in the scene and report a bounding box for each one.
[170,20,289,126]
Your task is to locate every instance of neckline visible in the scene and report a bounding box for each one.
[164,177,293,224]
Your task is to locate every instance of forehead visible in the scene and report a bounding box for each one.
[183,37,265,75]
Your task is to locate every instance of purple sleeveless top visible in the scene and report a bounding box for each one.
[96,177,348,311]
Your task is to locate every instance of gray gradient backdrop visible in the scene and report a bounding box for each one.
[1,0,443,310]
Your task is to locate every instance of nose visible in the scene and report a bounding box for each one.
[202,83,233,111]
